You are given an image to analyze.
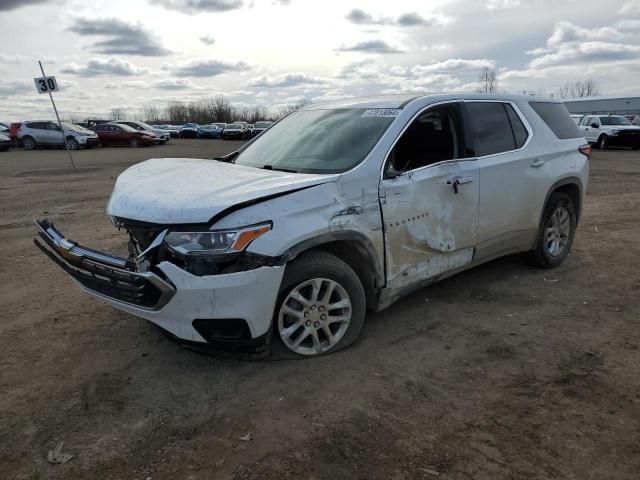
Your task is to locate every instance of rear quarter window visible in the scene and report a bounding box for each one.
[529,102,582,139]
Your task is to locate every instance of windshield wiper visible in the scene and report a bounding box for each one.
[262,165,299,173]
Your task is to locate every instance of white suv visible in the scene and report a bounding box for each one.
[36,94,590,358]
[18,121,99,150]
[579,114,640,150]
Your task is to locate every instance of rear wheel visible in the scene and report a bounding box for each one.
[130,137,140,148]
[22,136,36,150]
[272,251,366,358]
[527,192,576,269]
[598,135,609,150]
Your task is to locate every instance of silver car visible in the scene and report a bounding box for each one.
[18,121,99,150]
[36,94,589,358]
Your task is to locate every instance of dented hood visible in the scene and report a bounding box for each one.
[107,158,338,224]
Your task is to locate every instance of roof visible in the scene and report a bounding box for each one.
[305,93,560,110]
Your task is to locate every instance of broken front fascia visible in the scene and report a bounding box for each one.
[34,219,285,341]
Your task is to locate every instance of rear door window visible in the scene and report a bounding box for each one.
[505,105,529,149]
[529,102,582,139]
[465,102,517,156]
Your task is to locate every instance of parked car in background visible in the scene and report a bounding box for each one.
[92,123,157,147]
[213,123,227,130]
[252,121,274,137]
[0,122,9,133]
[198,124,223,139]
[17,121,99,150]
[222,123,248,139]
[0,132,10,151]
[570,114,583,126]
[35,94,590,358]
[112,121,170,144]
[155,125,181,138]
[579,114,640,150]
[180,123,199,139]
[633,115,640,126]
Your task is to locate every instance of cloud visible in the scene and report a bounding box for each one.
[61,58,149,76]
[345,8,441,27]
[486,0,521,11]
[0,53,24,63]
[0,0,51,10]
[337,40,403,54]
[151,78,198,89]
[0,80,32,96]
[103,81,150,89]
[151,0,243,14]
[163,58,251,77]
[248,72,326,88]
[200,34,216,45]
[618,0,640,15]
[68,17,171,56]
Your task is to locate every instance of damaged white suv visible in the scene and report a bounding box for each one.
[35,94,590,358]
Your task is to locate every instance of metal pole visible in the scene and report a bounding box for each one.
[38,60,76,170]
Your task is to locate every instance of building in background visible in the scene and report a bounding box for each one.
[564,96,640,116]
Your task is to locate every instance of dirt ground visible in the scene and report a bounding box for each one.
[1,140,639,480]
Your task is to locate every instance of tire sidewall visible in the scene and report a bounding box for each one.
[23,136,35,150]
[66,138,78,150]
[599,135,608,150]
[536,193,577,268]
[131,138,139,148]
[271,253,366,358]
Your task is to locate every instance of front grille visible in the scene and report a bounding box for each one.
[35,220,174,310]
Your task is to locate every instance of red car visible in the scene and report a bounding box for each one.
[91,123,157,147]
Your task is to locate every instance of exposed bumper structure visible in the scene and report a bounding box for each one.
[34,220,285,353]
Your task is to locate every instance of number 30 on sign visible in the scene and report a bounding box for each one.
[34,76,59,94]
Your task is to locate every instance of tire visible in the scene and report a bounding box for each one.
[598,135,609,150]
[22,136,36,150]
[271,251,366,358]
[66,137,79,150]
[130,137,140,148]
[526,192,577,269]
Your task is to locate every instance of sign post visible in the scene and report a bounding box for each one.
[35,61,76,170]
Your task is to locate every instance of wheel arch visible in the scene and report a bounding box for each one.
[281,232,384,310]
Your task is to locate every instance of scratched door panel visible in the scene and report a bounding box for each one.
[380,160,479,290]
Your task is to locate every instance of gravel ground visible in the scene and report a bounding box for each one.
[1,140,639,480]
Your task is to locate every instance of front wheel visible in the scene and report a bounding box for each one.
[272,251,366,358]
[526,192,576,269]
[130,137,140,148]
[66,137,79,150]
[598,135,609,150]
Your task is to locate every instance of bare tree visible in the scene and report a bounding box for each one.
[110,107,127,120]
[478,66,498,94]
[276,97,311,119]
[142,104,161,123]
[556,80,599,99]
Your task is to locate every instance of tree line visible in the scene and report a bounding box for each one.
[107,96,310,124]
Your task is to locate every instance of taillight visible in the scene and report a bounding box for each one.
[579,144,591,158]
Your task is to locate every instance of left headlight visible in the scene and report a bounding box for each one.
[164,222,272,256]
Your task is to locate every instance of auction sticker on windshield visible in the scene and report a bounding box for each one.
[361,109,401,118]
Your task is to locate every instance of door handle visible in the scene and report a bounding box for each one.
[530,159,545,168]
[446,176,473,194]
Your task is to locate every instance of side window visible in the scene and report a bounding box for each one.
[529,102,582,139]
[46,122,60,131]
[465,102,516,156]
[27,122,45,130]
[386,103,465,175]
[504,105,528,149]
[581,116,591,126]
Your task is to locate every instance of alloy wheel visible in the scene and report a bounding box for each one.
[545,206,571,256]
[277,278,352,355]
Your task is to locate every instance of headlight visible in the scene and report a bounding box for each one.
[142,135,152,139]
[164,222,272,256]
[611,130,620,135]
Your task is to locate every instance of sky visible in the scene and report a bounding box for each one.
[1,0,639,120]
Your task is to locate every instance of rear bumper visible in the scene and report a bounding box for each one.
[34,220,285,349]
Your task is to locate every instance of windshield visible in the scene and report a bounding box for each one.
[226,124,242,129]
[235,109,396,174]
[118,124,138,133]
[600,116,632,126]
[255,121,272,128]
[183,123,198,128]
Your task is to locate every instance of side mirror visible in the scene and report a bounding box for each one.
[590,123,599,129]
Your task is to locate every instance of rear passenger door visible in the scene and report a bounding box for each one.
[27,122,48,144]
[463,101,537,258]
[45,122,63,145]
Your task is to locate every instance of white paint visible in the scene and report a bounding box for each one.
[107,158,339,224]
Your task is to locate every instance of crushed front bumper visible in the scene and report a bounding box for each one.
[34,220,285,352]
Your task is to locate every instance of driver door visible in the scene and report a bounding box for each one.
[379,102,479,290]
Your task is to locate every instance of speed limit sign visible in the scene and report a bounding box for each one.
[33,75,59,94]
